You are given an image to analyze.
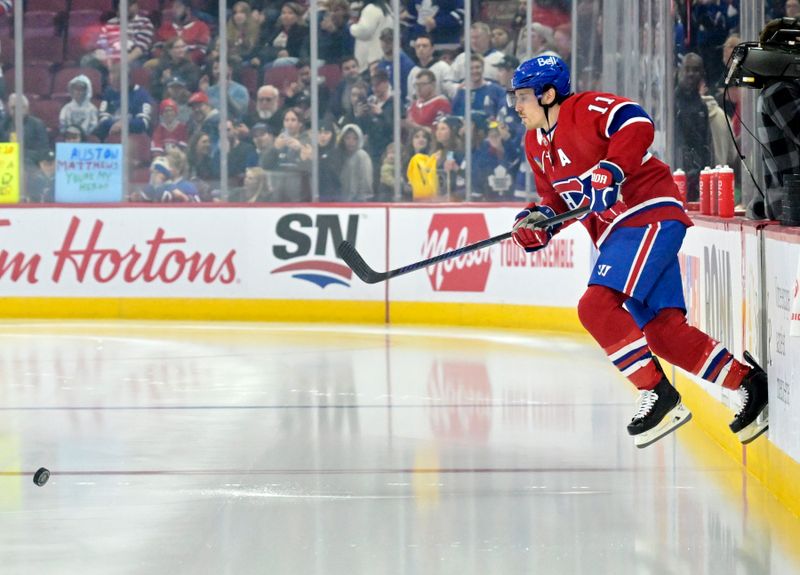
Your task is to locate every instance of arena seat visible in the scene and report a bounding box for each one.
[319,63,342,90]
[29,98,64,135]
[4,64,53,99]
[24,38,65,65]
[263,65,299,95]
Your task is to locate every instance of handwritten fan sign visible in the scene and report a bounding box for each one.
[0,143,20,203]
[55,143,123,203]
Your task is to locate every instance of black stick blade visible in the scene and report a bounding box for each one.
[337,241,386,284]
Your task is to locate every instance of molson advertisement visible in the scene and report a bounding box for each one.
[388,206,593,306]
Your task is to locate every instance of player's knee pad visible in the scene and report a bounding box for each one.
[577,285,627,336]
[642,308,687,357]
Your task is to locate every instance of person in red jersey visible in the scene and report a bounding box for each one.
[508,54,768,448]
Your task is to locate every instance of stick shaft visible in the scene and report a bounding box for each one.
[339,205,590,284]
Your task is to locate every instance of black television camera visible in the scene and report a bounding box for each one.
[725,17,800,89]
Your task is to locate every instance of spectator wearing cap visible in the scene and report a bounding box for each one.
[350,0,394,73]
[491,53,524,176]
[138,150,200,202]
[363,69,395,186]
[470,112,515,200]
[156,0,211,65]
[0,94,50,160]
[407,33,454,102]
[59,74,98,137]
[166,76,193,123]
[249,122,274,167]
[95,63,156,141]
[135,155,173,201]
[375,28,415,103]
[405,69,451,129]
[151,99,189,155]
[187,90,220,144]
[450,22,506,85]
[245,85,284,135]
[26,149,56,203]
[202,58,250,121]
[256,2,309,64]
[402,0,464,50]
[151,37,201,100]
[451,53,506,118]
[493,54,519,91]
[283,60,331,118]
[162,148,200,201]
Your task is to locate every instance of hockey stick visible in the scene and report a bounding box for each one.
[338,205,590,284]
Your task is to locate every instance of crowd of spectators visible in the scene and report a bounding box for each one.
[0,0,578,203]
[2,0,795,204]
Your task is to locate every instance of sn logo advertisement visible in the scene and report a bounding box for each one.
[271,213,359,288]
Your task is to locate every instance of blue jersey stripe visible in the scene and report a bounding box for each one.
[607,103,652,137]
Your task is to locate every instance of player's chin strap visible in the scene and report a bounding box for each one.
[538,88,572,134]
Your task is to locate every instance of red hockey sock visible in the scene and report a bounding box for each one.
[578,285,662,390]
[643,308,748,389]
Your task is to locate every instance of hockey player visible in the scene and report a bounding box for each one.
[508,55,769,448]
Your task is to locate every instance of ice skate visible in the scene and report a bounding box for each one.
[627,377,692,448]
[729,351,769,444]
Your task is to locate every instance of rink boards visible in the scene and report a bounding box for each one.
[0,205,591,331]
[1,204,799,514]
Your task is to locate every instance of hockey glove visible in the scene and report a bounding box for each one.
[587,160,624,213]
[512,204,558,252]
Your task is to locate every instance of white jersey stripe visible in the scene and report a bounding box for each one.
[608,336,649,362]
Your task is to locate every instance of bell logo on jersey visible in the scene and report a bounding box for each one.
[423,214,492,292]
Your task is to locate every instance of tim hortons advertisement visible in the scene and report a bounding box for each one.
[0,207,385,300]
[764,229,800,462]
[678,221,744,406]
[387,206,593,305]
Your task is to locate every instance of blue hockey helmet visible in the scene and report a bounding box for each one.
[510,54,571,101]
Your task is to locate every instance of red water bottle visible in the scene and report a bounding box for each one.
[672,169,687,206]
[699,167,712,215]
[717,165,735,218]
[711,165,722,215]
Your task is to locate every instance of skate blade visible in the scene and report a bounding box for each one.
[634,403,693,449]
[737,405,769,445]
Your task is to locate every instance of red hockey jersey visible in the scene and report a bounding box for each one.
[525,91,692,247]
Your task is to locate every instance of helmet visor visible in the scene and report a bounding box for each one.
[505,90,517,108]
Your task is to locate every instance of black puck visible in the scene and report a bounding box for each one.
[33,467,50,487]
